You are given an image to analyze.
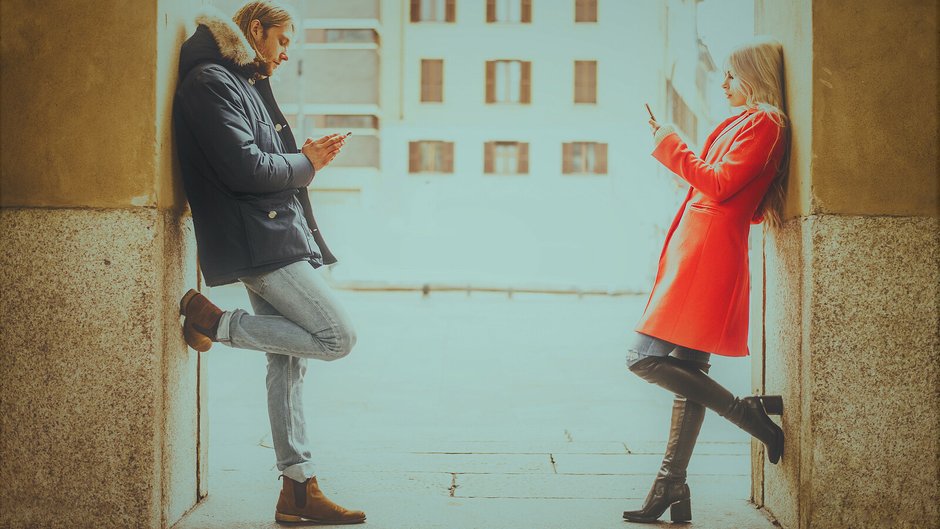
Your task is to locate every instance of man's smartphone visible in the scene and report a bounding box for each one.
[645,103,656,121]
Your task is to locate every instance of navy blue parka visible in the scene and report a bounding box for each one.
[173,11,335,286]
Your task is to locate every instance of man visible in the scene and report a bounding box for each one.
[173,1,365,524]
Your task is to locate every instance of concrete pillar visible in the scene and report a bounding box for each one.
[754,1,939,528]
[0,1,204,527]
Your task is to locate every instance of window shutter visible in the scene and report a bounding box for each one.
[574,61,582,102]
[574,61,597,103]
[410,0,420,22]
[445,0,456,22]
[409,142,420,172]
[433,60,443,102]
[484,142,495,173]
[521,0,532,22]
[518,142,529,174]
[420,60,429,101]
[562,142,573,174]
[444,142,455,173]
[576,0,597,22]
[520,61,531,103]
[588,61,597,103]
[485,61,496,103]
[486,0,496,22]
[595,143,608,174]
[422,60,443,102]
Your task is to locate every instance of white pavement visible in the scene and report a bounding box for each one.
[173,286,778,529]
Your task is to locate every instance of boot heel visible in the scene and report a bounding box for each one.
[670,498,692,523]
[758,395,784,416]
[275,511,304,524]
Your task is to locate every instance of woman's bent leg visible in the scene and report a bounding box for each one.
[628,351,784,464]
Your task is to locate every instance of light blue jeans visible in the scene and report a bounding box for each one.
[626,332,711,369]
[215,261,357,483]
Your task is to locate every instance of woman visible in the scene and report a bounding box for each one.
[623,37,789,524]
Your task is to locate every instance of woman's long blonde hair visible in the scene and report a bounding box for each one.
[727,36,790,228]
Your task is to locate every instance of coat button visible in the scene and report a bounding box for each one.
[275,124,283,132]
[268,211,277,219]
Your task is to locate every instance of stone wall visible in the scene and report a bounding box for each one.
[0,210,197,528]
[0,0,202,527]
[755,1,940,527]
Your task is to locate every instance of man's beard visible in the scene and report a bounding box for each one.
[253,57,276,78]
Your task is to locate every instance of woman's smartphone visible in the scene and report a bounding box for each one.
[645,103,656,121]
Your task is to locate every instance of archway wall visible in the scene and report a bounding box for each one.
[0,0,204,527]
[755,1,939,528]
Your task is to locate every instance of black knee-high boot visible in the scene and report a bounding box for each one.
[623,359,708,523]
[629,355,784,464]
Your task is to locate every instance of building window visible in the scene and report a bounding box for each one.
[575,0,597,22]
[409,141,454,173]
[411,0,456,22]
[562,142,607,174]
[296,114,378,140]
[485,60,531,104]
[486,0,532,23]
[666,80,698,145]
[484,141,529,174]
[313,115,379,130]
[574,60,597,103]
[421,59,444,102]
[289,115,380,168]
[305,29,379,44]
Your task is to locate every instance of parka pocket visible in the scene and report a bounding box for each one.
[238,198,312,267]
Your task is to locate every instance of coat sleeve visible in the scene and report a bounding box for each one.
[178,67,315,194]
[651,112,783,202]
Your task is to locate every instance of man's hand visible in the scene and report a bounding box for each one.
[302,134,346,171]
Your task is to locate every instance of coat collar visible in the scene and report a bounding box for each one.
[195,8,256,70]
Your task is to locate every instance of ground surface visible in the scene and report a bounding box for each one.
[174,288,777,529]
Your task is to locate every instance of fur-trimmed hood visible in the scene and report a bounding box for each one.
[178,7,260,79]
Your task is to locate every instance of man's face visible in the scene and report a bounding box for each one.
[253,23,292,77]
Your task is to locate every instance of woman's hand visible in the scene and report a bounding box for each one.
[649,119,661,135]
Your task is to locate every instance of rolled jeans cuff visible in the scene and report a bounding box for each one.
[215,309,245,345]
[282,461,317,483]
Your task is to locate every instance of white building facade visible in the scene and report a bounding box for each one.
[251,0,693,292]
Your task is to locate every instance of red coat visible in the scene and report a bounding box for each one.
[636,108,787,357]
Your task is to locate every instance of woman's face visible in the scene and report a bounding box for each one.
[722,70,748,108]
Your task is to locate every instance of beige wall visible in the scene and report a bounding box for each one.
[759,0,939,219]
[811,0,938,216]
[1,1,158,208]
[755,1,940,528]
[0,1,201,527]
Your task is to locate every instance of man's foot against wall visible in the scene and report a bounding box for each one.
[179,289,223,352]
[275,475,366,525]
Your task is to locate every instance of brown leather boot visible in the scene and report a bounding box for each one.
[275,476,366,525]
[179,289,223,353]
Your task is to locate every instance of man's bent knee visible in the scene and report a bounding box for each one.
[323,323,357,360]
